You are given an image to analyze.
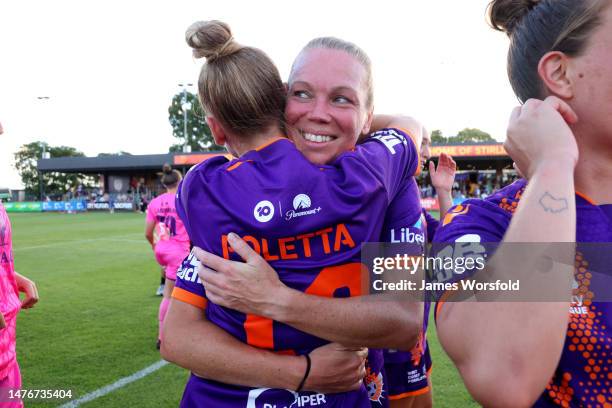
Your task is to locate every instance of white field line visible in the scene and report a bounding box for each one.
[58,360,169,408]
[13,234,144,251]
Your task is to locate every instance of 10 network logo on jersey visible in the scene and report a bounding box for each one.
[253,194,322,223]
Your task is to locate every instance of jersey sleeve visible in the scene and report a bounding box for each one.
[173,249,208,310]
[350,127,420,202]
[380,177,425,246]
[431,199,509,318]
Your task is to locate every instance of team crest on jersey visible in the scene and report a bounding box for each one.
[364,366,384,403]
[285,193,322,221]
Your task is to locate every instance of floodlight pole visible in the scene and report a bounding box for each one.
[37,96,51,201]
[178,83,193,153]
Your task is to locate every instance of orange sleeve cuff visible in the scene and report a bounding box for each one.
[172,287,208,310]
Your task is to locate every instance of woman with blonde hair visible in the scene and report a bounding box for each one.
[162,21,426,407]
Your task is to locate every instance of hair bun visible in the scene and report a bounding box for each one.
[186,20,242,62]
[162,163,173,175]
[488,0,541,35]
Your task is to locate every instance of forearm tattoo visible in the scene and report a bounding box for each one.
[539,192,569,213]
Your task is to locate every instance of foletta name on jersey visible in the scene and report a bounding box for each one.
[221,224,355,261]
[370,129,408,155]
[176,250,201,284]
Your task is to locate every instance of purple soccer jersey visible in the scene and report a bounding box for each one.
[433,179,612,407]
[173,129,421,408]
[381,186,434,400]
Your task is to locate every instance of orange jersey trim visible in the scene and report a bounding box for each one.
[227,161,244,172]
[435,287,458,317]
[244,314,275,349]
[172,287,207,310]
[255,136,287,152]
[388,386,431,400]
[576,191,596,205]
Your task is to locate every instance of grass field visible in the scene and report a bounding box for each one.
[9,212,477,407]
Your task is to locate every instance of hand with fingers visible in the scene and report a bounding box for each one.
[505,96,579,179]
[15,273,39,309]
[303,343,368,393]
[194,232,291,317]
[430,152,457,194]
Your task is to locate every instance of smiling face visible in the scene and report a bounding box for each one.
[285,48,373,165]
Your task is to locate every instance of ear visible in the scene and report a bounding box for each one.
[537,51,574,99]
[206,116,226,147]
[360,107,374,135]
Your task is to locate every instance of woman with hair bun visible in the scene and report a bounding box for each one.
[431,0,612,406]
[162,20,426,407]
[145,164,190,349]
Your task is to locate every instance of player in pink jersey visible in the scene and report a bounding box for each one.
[0,122,40,408]
[145,164,190,349]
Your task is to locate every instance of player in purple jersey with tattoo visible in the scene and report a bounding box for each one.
[161,22,424,408]
[383,128,456,408]
[431,1,612,406]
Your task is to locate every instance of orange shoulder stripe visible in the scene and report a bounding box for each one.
[172,287,207,310]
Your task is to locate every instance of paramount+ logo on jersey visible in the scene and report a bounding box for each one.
[285,193,322,221]
[253,193,323,224]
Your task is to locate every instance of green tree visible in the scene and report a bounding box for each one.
[168,91,217,152]
[430,129,447,144]
[14,142,94,198]
[454,128,495,143]
[430,128,495,144]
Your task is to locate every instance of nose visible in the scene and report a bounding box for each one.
[421,145,431,161]
[306,97,331,123]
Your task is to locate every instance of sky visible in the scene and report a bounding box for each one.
[0,0,518,189]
